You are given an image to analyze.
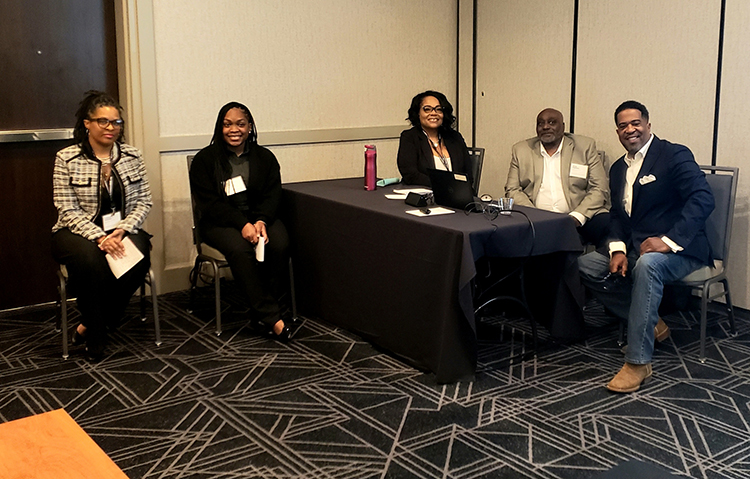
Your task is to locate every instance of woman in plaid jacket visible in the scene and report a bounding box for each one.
[51,91,152,362]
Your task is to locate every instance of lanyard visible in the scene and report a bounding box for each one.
[103,175,117,213]
[423,130,449,170]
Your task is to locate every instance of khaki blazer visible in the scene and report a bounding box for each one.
[505,133,609,220]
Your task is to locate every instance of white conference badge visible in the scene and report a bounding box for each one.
[569,163,588,179]
[102,211,122,232]
[224,176,247,196]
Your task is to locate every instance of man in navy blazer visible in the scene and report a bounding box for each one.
[579,100,714,393]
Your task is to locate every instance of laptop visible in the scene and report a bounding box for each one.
[427,168,475,210]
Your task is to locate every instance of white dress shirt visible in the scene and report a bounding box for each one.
[535,141,587,225]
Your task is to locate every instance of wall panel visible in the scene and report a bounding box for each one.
[475,0,575,198]
[716,0,750,308]
[152,0,457,137]
[575,0,720,164]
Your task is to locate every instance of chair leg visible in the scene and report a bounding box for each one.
[518,268,537,353]
[699,285,709,363]
[187,258,202,314]
[146,268,161,346]
[289,257,298,322]
[58,271,69,360]
[140,279,147,321]
[721,279,736,336]
[208,261,222,336]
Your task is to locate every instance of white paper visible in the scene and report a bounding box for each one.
[255,236,265,262]
[405,207,456,217]
[105,236,145,279]
[385,194,408,200]
[393,188,432,195]
[569,163,588,179]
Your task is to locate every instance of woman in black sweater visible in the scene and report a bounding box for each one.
[189,102,291,340]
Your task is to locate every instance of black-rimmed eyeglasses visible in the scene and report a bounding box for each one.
[421,106,444,114]
[90,117,124,129]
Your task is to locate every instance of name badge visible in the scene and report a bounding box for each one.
[454,173,467,182]
[102,210,122,232]
[569,163,588,179]
[224,176,247,196]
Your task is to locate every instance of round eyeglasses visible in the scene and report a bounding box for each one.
[90,117,124,129]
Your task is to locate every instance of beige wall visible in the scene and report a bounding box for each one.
[475,0,575,199]
[715,0,750,309]
[121,0,749,309]
[575,0,720,164]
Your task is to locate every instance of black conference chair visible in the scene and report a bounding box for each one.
[467,147,485,194]
[56,265,161,359]
[186,155,298,336]
[473,205,540,357]
[618,165,739,363]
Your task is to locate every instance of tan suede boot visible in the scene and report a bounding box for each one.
[654,317,670,342]
[621,317,671,354]
[606,363,653,393]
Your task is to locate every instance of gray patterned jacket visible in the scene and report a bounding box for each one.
[52,143,152,241]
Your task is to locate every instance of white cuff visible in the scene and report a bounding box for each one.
[660,235,683,253]
[609,241,626,257]
[569,211,587,226]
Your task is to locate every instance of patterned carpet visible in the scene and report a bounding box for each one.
[1,283,748,479]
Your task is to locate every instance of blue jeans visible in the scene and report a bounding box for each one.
[578,250,702,364]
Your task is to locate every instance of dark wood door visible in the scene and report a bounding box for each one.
[0,1,118,309]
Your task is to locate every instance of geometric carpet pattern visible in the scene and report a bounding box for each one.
[1,284,749,478]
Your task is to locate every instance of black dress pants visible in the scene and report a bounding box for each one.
[200,219,289,327]
[51,228,151,347]
[578,211,610,249]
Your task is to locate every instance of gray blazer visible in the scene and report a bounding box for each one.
[505,133,609,220]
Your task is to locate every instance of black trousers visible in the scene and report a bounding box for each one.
[578,211,610,249]
[200,219,289,326]
[51,228,151,346]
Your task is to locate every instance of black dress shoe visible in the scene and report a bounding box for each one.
[85,347,104,363]
[273,325,291,343]
[85,339,105,363]
[71,329,85,346]
[256,319,291,343]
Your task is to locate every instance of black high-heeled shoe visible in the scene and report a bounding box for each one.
[71,328,85,346]
[274,324,291,342]
[255,319,291,343]
[85,341,105,363]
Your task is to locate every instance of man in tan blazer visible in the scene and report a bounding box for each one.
[505,108,610,246]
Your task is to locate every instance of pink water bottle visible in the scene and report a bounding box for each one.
[364,145,377,191]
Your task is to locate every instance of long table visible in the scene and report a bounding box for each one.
[282,178,585,382]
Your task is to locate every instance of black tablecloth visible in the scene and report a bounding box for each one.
[282,178,585,382]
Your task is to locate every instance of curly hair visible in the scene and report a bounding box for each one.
[406,90,456,132]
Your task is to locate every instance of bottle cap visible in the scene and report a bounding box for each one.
[364,144,376,150]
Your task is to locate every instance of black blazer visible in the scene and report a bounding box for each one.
[608,136,714,264]
[396,126,474,190]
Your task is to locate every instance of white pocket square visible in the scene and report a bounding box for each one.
[639,174,656,185]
